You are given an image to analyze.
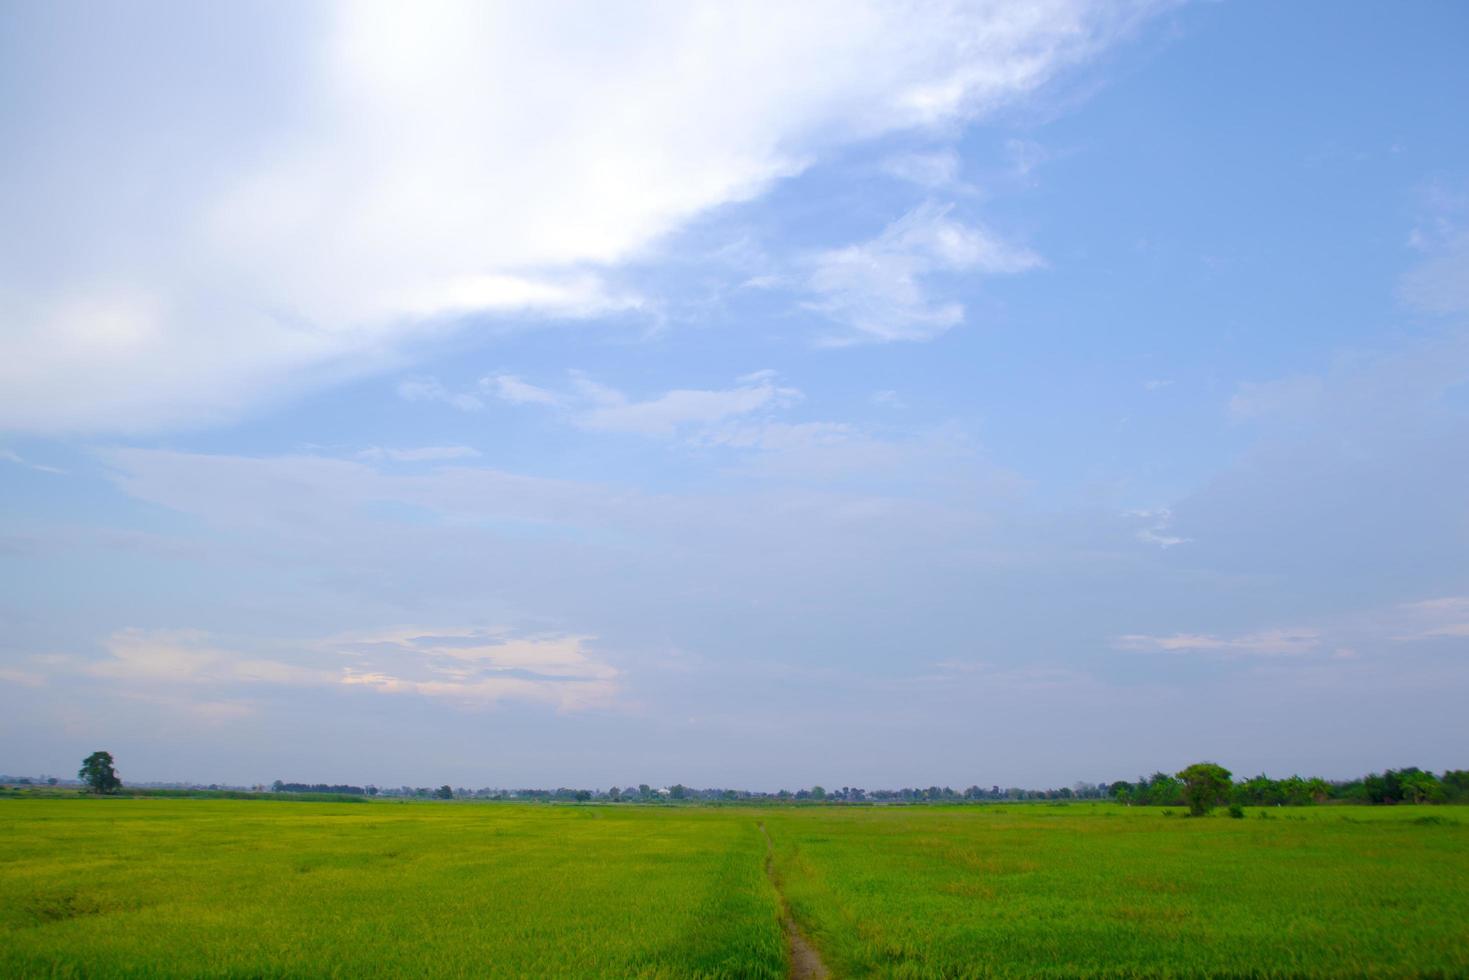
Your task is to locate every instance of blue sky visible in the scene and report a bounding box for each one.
[3,1,1467,789]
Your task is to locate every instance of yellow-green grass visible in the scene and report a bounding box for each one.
[763,803,1469,977]
[0,798,784,977]
[4,799,1467,978]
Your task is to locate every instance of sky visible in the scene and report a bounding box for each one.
[3,1,1468,790]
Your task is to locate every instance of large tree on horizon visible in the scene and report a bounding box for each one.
[1177,762,1232,816]
[78,751,121,794]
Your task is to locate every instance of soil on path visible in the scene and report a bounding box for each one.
[759,822,830,980]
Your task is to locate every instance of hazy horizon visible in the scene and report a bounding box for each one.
[3,1,1467,790]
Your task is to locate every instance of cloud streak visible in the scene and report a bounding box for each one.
[64,625,620,715]
[0,0,1163,433]
[481,370,804,439]
[805,202,1043,344]
[1114,629,1322,657]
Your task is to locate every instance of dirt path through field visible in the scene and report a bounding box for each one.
[759,822,830,980]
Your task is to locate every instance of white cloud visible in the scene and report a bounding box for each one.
[483,374,564,407]
[1113,590,1469,665]
[1128,507,1189,548]
[397,377,484,412]
[1114,629,1321,656]
[394,274,641,321]
[1228,375,1325,424]
[700,420,856,452]
[67,625,619,713]
[1401,241,1469,315]
[1004,138,1050,180]
[87,628,335,688]
[1400,182,1469,315]
[871,389,906,408]
[357,445,481,462]
[90,628,232,681]
[805,202,1043,344]
[1,449,65,474]
[577,381,801,437]
[0,0,1165,433]
[483,370,803,438]
[0,667,46,688]
[881,149,963,189]
[330,627,619,709]
[1394,596,1469,641]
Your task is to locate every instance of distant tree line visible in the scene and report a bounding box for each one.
[1107,767,1469,807]
[270,781,368,796]
[182,766,1469,808]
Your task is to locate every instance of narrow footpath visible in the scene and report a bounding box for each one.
[758,822,830,980]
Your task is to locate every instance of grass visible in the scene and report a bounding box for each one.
[0,785,368,803]
[2,799,1466,977]
[763,803,1469,977]
[0,798,784,977]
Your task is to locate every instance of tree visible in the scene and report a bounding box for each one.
[434,784,454,799]
[1362,771,1391,803]
[1399,769,1443,804]
[1144,772,1184,806]
[78,751,121,794]
[1176,762,1232,816]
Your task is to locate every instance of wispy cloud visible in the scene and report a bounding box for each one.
[1115,591,1469,661]
[397,378,485,412]
[332,627,619,710]
[87,628,333,687]
[1114,629,1321,657]
[1004,138,1050,181]
[474,369,959,480]
[871,389,906,409]
[357,446,481,462]
[880,149,966,190]
[1228,374,1325,424]
[61,625,620,715]
[483,374,564,407]
[484,370,803,439]
[0,0,1161,434]
[577,381,800,437]
[0,666,47,688]
[805,202,1042,345]
[1400,181,1469,315]
[1128,507,1189,548]
[1,449,65,474]
[1393,596,1469,641]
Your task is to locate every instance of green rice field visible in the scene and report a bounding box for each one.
[3,798,1466,977]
